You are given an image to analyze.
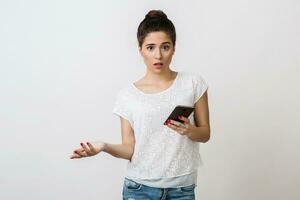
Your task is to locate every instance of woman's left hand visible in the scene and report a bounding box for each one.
[165,115,195,136]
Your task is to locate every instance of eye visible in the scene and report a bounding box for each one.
[146,46,154,51]
[162,45,170,50]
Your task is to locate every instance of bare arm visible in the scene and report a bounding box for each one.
[103,117,135,160]
[188,91,210,142]
[70,117,135,161]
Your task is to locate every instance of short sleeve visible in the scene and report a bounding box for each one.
[112,88,134,127]
[193,74,209,104]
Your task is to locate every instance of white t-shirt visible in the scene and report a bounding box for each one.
[113,71,208,184]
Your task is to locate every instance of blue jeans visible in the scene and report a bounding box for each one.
[123,178,196,200]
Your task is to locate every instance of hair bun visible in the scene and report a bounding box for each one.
[145,10,168,19]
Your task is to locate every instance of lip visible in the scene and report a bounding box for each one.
[154,62,163,65]
[153,63,163,69]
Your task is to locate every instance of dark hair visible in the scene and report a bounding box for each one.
[137,10,176,47]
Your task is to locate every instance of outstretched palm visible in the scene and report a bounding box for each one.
[70,141,106,159]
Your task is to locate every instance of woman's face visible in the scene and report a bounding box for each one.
[139,31,175,73]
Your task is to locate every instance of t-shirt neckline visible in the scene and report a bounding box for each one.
[131,71,180,96]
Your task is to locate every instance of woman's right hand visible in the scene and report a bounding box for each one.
[70,141,106,159]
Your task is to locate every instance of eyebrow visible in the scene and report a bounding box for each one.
[145,42,171,46]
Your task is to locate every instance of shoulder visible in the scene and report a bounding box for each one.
[115,85,134,98]
[180,71,207,83]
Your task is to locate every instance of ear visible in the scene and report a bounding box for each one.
[138,46,143,55]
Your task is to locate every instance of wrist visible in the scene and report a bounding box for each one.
[102,142,108,152]
[186,125,195,138]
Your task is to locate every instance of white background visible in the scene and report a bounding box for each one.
[0,0,299,199]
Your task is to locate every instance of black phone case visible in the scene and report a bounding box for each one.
[164,105,194,124]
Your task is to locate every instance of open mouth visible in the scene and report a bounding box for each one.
[154,62,163,67]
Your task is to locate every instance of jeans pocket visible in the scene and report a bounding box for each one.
[180,184,196,192]
[124,178,143,191]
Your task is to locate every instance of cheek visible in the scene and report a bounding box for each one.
[165,53,174,61]
[142,53,153,62]
[142,55,149,62]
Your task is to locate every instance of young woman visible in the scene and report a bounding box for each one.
[70,10,210,200]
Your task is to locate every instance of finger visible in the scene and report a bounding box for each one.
[176,125,186,134]
[168,123,184,134]
[80,142,92,155]
[74,147,84,152]
[181,123,189,129]
[177,129,185,135]
[169,120,187,129]
[167,123,177,130]
[70,152,81,159]
[70,150,81,158]
[73,148,86,156]
[169,119,182,127]
[86,142,96,153]
[75,149,87,157]
[178,116,190,124]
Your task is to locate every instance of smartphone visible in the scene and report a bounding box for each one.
[164,105,194,124]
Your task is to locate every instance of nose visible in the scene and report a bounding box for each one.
[154,48,162,59]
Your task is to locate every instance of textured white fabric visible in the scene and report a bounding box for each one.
[113,71,208,180]
[131,170,197,188]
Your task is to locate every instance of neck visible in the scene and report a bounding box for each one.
[144,69,177,84]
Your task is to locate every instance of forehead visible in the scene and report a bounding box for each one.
[143,31,172,45]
